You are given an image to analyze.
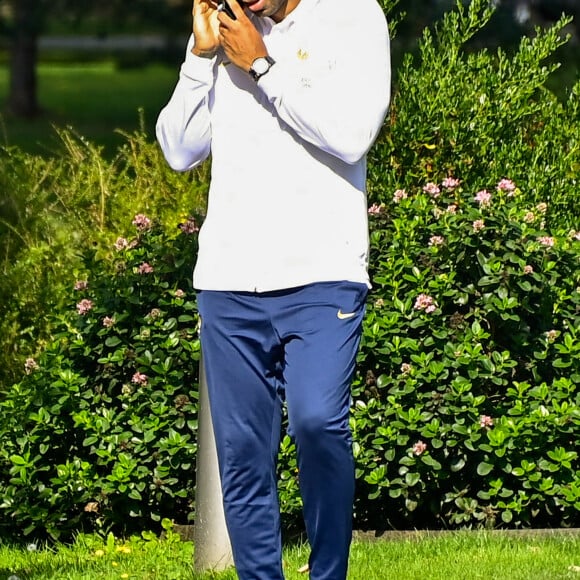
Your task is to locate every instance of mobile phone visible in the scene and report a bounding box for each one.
[219,0,242,19]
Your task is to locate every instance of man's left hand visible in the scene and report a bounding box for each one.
[218,2,269,72]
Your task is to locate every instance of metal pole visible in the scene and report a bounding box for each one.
[193,356,234,572]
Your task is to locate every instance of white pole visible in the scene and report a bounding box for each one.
[193,356,234,572]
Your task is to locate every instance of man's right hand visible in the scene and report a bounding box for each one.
[192,0,221,58]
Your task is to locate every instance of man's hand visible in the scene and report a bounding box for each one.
[217,1,269,72]
[192,0,221,58]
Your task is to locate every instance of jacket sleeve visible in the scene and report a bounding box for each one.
[156,35,217,172]
[257,11,391,165]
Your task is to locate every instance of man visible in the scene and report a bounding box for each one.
[156,0,390,577]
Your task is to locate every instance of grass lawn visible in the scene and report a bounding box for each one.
[0,61,178,157]
[1,531,579,579]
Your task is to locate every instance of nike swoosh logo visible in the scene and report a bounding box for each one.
[337,310,357,320]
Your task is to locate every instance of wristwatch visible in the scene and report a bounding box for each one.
[249,56,276,82]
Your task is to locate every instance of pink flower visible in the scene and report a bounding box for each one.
[536,202,547,214]
[174,289,186,298]
[24,358,39,374]
[76,299,94,315]
[479,415,494,429]
[132,214,152,231]
[474,190,491,206]
[414,293,437,313]
[400,363,412,375]
[84,501,99,513]
[497,178,516,193]
[368,203,384,215]
[412,441,427,456]
[523,265,534,275]
[545,330,558,342]
[446,204,458,214]
[429,235,444,247]
[103,316,115,328]
[537,236,555,247]
[138,262,154,275]
[393,189,408,203]
[374,298,385,308]
[442,177,460,190]
[114,237,129,251]
[179,217,199,234]
[147,308,162,319]
[524,212,535,223]
[472,219,485,232]
[423,183,441,198]
[132,372,148,386]
[74,280,88,291]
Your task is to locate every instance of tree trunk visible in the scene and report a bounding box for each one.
[6,0,40,118]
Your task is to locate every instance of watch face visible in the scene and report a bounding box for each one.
[253,58,270,75]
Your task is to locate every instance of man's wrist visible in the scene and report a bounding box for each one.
[192,46,218,59]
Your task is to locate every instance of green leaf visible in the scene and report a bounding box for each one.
[501,510,513,523]
[405,472,421,486]
[451,458,466,472]
[10,455,27,466]
[553,358,571,368]
[376,374,390,388]
[177,315,196,323]
[421,455,442,470]
[477,462,494,476]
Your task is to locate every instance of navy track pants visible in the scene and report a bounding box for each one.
[197,281,368,580]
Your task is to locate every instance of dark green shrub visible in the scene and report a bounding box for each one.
[0,217,202,540]
[346,4,580,528]
[351,177,579,529]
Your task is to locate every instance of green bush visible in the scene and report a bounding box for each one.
[351,177,579,530]
[0,127,208,388]
[369,0,580,229]
[345,4,580,529]
[0,217,202,540]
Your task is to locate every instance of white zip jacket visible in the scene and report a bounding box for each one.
[156,0,391,292]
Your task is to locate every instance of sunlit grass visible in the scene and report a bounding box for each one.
[1,530,579,579]
[0,61,177,156]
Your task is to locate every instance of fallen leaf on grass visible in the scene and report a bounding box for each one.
[298,564,310,574]
[568,565,580,573]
